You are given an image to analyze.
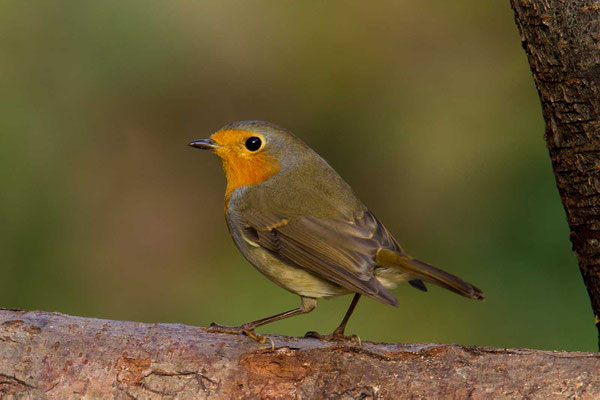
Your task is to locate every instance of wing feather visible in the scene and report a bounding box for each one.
[244,209,399,306]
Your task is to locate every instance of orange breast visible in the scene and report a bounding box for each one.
[221,151,280,197]
[211,129,281,210]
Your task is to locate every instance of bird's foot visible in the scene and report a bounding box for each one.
[204,322,274,349]
[304,329,361,346]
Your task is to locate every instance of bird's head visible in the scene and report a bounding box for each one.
[189,121,308,198]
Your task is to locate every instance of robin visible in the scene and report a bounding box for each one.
[189,121,484,345]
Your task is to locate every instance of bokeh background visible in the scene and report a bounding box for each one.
[1,1,593,351]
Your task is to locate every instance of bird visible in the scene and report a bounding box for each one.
[189,120,484,345]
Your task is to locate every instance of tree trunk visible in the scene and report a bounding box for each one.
[511,0,600,348]
[1,309,599,399]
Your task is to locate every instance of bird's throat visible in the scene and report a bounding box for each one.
[220,151,280,209]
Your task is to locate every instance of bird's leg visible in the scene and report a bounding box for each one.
[331,293,361,339]
[305,293,361,344]
[206,296,317,346]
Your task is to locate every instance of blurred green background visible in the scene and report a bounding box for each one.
[0,1,593,352]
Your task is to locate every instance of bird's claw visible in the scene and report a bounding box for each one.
[243,328,275,350]
[205,322,245,334]
[204,322,274,349]
[304,330,361,346]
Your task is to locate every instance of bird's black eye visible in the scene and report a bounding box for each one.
[245,136,262,152]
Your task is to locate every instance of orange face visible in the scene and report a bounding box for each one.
[210,129,281,202]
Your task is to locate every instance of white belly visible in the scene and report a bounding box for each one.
[245,246,350,298]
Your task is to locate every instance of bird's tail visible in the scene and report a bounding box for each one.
[376,249,484,300]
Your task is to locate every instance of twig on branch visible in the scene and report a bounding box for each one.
[0,309,599,399]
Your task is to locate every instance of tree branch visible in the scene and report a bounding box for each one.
[510,0,600,348]
[1,309,599,398]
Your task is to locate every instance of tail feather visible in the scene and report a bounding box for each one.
[376,249,484,301]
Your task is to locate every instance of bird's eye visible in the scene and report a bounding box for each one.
[245,136,262,152]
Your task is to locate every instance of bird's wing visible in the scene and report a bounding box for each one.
[242,209,400,306]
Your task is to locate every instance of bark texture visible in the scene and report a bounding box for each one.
[511,0,600,346]
[1,309,600,399]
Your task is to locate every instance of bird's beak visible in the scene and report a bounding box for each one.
[189,138,219,150]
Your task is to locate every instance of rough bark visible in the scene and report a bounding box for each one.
[511,0,600,347]
[0,309,599,399]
